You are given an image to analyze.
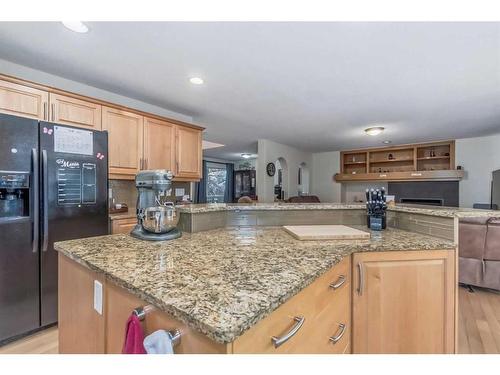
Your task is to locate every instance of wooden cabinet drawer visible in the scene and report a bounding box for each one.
[232,257,351,354]
[232,283,310,353]
[111,217,137,234]
[302,280,350,353]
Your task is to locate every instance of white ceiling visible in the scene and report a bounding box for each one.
[0,22,499,160]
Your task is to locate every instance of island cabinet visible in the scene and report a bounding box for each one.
[58,252,351,354]
[351,250,456,354]
[232,256,351,354]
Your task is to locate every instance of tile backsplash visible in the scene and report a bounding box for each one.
[109,180,192,210]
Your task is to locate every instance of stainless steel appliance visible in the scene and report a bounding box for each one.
[130,170,181,241]
[492,169,500,210]
[0,113,108,344]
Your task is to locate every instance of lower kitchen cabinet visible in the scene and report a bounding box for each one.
[232,257,351,354]
[351,250,456,354]
[110,217,137,234]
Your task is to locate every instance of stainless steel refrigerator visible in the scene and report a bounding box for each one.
[0,113,108,343]
[492,169,500,210]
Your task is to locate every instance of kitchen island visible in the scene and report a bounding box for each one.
[55,221,458,354]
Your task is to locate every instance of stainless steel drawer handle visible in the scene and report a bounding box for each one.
[329,275,346,290]
[271,316,305,348]
[329,323,346,344]
[411,173,422,176]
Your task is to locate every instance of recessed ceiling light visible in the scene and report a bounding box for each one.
[364,126,385,136]
[241,153,252,159]
[62,22,89,33]
[189,77,204,85]
[382,140,392,144]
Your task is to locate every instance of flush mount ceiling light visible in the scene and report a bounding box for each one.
[364,126,385,136]
[189,77,204,85]
[382,140,392,144]
[241,153,252,159]
[62,22,89,33]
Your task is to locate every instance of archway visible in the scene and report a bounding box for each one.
[298,162,310,195]
[274,157,288,200]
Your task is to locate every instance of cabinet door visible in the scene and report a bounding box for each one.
[0,79,48,120]
[143,117,176,171]
[102,106,143,179]
[111,218,137,234]
[352,250,456,354]
[175,126,202,180]
[49,93,101,130]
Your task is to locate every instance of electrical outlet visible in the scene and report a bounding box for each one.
[94,280,103,315]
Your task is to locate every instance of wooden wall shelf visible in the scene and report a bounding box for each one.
[335,140,462,182]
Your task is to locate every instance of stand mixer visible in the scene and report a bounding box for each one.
[130,170,182,241]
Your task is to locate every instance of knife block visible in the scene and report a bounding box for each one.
[367,214,386,231]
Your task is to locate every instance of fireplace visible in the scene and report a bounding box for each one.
[388,181,459,207]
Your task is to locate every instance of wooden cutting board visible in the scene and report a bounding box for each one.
[283,225,370,241]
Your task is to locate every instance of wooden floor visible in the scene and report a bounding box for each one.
[0,326,58,354]
[1,286,499,354]
[458,286,500,354]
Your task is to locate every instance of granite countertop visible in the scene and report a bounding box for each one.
[176,202,500,218]
[55,226,455,344]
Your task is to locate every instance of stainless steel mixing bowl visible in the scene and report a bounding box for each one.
[141,203,179,234]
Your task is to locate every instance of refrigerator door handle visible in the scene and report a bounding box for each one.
[42,149,49,252]
[32,148,39,253]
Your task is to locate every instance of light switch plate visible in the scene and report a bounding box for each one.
[94,280,103,315]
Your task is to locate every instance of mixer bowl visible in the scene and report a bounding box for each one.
[141,204,179,234]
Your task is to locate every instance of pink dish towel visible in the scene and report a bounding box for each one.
[122,314,147,354]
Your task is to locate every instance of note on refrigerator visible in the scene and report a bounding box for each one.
[54,125,93,155]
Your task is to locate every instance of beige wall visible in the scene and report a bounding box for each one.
[0,58,193,123]
[257,139,312,202]
[310,151,341,202]
[456,133,500,208]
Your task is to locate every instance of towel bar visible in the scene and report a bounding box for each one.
[133,305,181,347]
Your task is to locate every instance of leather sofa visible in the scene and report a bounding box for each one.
[286,195,321,203]
[459,217,500,291]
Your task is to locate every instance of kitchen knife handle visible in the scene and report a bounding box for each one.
[32,148,39,253]
[42,150,49,252]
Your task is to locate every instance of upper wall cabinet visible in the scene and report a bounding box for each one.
[0,79,49,120]
[143,117,176,172]
[335,140,463,182]
[49,93,102,130]
[176,126,202,180]
[102,106,144,179]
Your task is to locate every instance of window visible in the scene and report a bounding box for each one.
[206,163,227,203]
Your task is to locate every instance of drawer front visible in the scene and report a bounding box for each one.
[232,287,309,354]
[306,257,351,317]
[302,281,350,353]
[232,257,351,354]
